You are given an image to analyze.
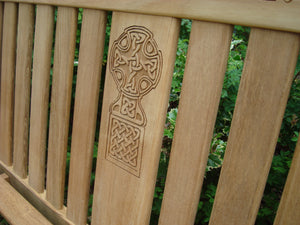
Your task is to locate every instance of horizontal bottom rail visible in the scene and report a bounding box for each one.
[0,161,75,225]
[0,173,52,225]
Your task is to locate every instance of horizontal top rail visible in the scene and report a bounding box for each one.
[1,0,300,33]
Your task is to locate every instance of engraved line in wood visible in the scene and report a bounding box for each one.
[106,25,163,177]
[264,0,293,2]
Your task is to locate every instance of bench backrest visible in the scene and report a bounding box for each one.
[0,0,299,225]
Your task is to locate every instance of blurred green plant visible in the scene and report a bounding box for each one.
[0,216,9,225]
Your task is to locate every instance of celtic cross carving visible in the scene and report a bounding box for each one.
[106,26,163,177]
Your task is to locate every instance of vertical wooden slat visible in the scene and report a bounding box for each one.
[0,2,3,92]
[91,12,180,225]
[0,2,17,166]
[274,133,300,225]
[66,9,106,225]
[13,3,35,178]
[46,7,78,209]
[28,5,54,193]
[158,21,233,225]
[209,29,300,225]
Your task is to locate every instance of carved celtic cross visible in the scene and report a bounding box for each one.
[106,26,163,177]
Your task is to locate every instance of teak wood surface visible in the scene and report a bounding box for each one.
[209,28,300,225]
[46,7,78,209]
[66,8,106,225]
[1,0,300,33]
[0,2,17,166]
[159,21,233,225]
[91,12,180,225]
[0,161,75,225]
[28,5,54,193]
[13,3,34,179]
[0,1,299,225]
[0,174,52,225]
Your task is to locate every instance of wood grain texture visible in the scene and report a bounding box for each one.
[46,6,78,209]
[13,3,35,179]
[0,174,52,225]
[274,133,300,225]
[66,9,106,225]
[0,2,17,166]
[1,0,300,33]
[91,12,180,225]
[209,29,300,225]
[28,5,54,193]
[0,162,75,225]
[158,21,233,225]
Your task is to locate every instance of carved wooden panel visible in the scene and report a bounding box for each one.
[106,25,163,177]
[91,12,179,225]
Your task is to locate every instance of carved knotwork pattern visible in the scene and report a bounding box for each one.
[109,25,163,126]
[120,96,136,119]
[110,26,162,97]
[109,117,141,168]
[106,26,162,177]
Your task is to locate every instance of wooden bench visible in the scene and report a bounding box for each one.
[0,0,299,224]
